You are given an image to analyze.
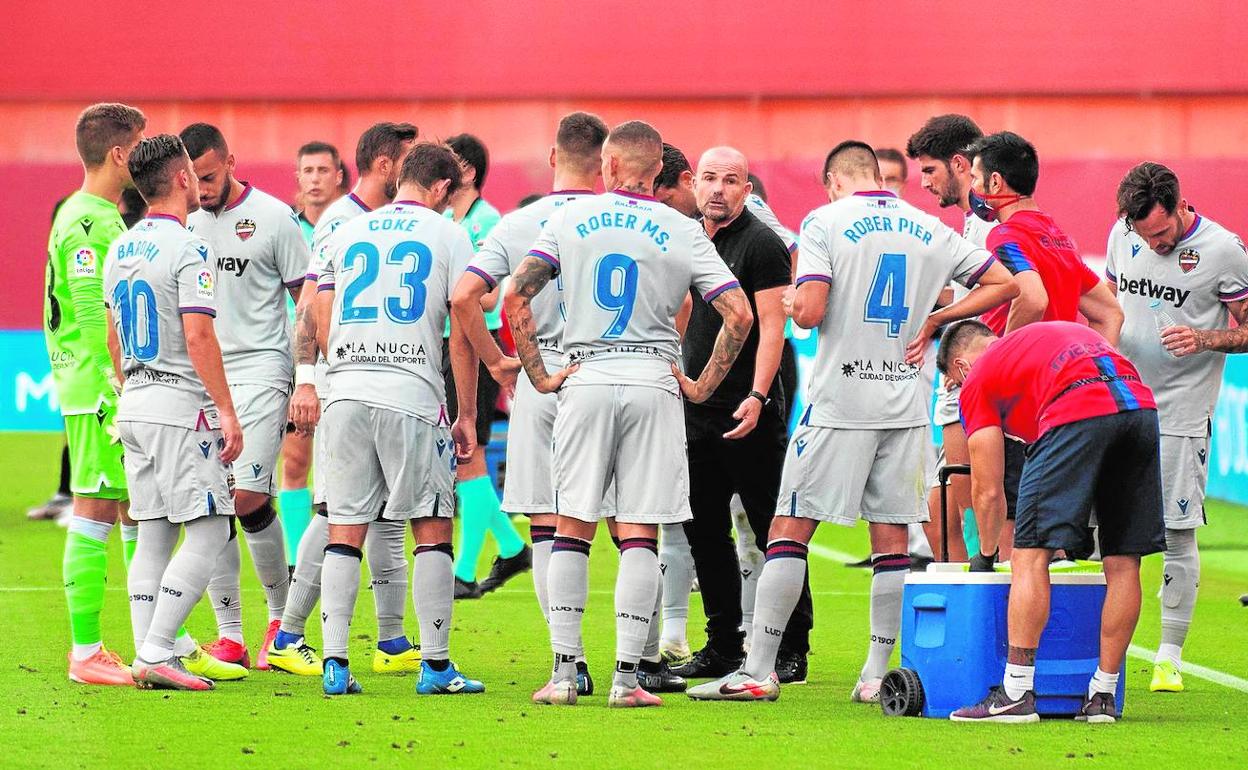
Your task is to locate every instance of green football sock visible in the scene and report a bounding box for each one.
[454,476,495,583]
[489,508,525,560]
[278,487,313,566]
[963,508,981,558]
[64,518,111,647]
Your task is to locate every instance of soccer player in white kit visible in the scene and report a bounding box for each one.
[315,142,485,697]
[1105,162,1248,693]
[104,135,243,691]
[688,141,1019,702]
[450,111,609,696]
[180,123,307,670]
[510,121,754,708]
[272,123,424,677]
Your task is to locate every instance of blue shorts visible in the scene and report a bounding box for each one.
[1014,410,1165,557]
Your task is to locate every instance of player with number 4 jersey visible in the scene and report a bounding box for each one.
[689,142,1018,703]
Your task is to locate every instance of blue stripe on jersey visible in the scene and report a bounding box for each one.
[799,403,813,426]
[1219,285,1248,301]
[1093,355,1139,411]
[994,242,1035,274]
[704,280,741,302]
[465,265,498,290]
[966,256,997,287]
[528,249,561,274]
[795,274,832,286]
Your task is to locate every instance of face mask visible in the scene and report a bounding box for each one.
[968,188,1025,222]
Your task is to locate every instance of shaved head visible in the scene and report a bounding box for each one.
[824,140,880,182]
[602,120,663,189]
[695,146,752,225]
[697,146,748,178]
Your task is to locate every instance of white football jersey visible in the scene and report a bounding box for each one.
[320,200,474,424]
[1106,212,1248,436]
[187,185,308,390]
[308,192,372,282]
[467,190,592,363]
[104,214,217,429]
[796,192,993,429]
[746,194,797,254]
[527,190,737,392]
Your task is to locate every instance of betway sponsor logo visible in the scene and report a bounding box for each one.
[1117,276,1190,308]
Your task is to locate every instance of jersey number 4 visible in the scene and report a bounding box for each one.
[863,252,910,337]
[340,241,434,325]
[112,279,159,362]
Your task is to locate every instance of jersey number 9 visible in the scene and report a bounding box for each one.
[593,253,638,339]
[112,279,159,362]
[340,240,435,325]
[863,252,910,337]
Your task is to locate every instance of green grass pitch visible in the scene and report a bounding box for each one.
[1,431,1246,768]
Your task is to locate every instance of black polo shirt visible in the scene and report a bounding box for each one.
[682,207,792,412]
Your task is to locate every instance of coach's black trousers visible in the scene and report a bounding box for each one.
[684,401,813,656]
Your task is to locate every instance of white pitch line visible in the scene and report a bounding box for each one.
[801,546,1248,694]
[1127,644,1248,693]
[806,541,861,564]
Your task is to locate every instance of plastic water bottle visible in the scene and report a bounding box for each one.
[1155,310,1178,357]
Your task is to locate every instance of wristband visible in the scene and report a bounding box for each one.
[747,390,769,406]
[295,364,316,387]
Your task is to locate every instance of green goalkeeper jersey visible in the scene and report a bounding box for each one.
[44,190,126,415]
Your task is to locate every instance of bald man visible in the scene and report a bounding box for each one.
[509,122,753,707]
[670,147,813,685]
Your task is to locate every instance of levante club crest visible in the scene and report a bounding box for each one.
[1178,248,1200,273]
[235,219,257,241]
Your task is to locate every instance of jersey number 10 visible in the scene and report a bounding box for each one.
[863,252,910,337]
[112,279,159,362]
[340,240,434,325]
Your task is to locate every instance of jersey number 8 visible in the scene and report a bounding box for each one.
[340,240,434,325]
[112,279,159,362]
[863,252,910,337]
[593,253,638,339]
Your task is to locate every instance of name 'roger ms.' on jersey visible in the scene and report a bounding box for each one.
[103,215,217,429]
[795,192,994,429]
[318,201,474,423]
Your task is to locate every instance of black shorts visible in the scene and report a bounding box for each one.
[442,333,502,450]
[1014,409,1166,557]
[1003,437,1026,520]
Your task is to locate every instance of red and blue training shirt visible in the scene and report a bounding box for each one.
[960,321,1157,443]
[980,210,1100,335]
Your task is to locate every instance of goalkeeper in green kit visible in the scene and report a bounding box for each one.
[44,104,147,686]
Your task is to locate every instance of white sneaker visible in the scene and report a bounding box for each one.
[851,677,882,703]
[687,670,779,702]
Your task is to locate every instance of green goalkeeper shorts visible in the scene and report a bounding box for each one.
[64,399,128,500]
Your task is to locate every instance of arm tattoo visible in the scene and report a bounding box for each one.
[508,257,556,384]
[698,288,751,394]
[293,297,319,366]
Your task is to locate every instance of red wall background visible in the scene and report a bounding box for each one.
[4,1,1248,328]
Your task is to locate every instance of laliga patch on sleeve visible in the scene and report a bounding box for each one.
[196,268,215,299]
[73,248,97,277]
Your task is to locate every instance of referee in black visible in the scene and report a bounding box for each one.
[673,147,813,684]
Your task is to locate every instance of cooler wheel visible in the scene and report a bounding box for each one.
[880,668,925,717]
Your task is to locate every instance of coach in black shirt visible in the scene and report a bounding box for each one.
[673,147,814,683]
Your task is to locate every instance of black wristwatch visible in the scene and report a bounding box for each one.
[747,390,770,406]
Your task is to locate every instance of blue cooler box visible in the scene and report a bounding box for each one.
[893,571,1126,718]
